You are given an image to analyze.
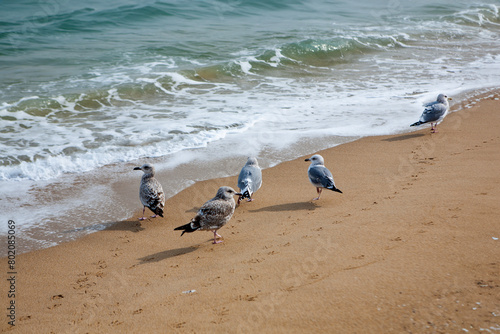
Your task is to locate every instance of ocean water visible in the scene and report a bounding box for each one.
[1,0,500,254]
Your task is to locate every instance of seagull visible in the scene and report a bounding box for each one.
[410,94,452,133]
[237,157,262,205]
[133,163,165,220]
[174,186,241,244]
[305,154,342,200]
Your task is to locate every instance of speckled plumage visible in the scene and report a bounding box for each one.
[134,163,165,220]
[237,157,262,204]
[174,186,241,244]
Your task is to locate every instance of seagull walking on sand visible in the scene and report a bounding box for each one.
[237,157,262,205]
[305,154,343,201]
[174,186,241,244]
[410,94,452,133]
[134,163,165,220]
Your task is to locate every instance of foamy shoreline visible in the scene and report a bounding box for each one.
[2,90,499,332]
[2,87,499,257]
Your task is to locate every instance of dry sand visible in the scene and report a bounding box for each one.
[2,93,499,333]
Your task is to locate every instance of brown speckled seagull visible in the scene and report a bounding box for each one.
[134,163,165,220]
[174,186,241,244]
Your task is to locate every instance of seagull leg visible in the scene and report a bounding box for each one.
[139,206,147,220]
[313,187,322,200]
[247,198,254,202]
[430,123,437,133]
[213,230,223,244]
[150,215,157,218]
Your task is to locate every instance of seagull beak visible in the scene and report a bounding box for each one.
[305,158,310,162]
[235,192,242,196]
[133,167,141,170]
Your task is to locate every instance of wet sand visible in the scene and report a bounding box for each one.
[2,93,499,333]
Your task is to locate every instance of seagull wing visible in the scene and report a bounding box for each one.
[308,165,335,189]
[419,103,448,123]
[197,198,235,230]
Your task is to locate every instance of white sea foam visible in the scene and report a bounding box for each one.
[237,60,254,75]
[6,51,499,184]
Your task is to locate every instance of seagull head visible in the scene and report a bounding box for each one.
[305,154,325,166]
[134,163,155,175]
[437,94,452,104]
[245,157,259,167]
[216,186,242,201]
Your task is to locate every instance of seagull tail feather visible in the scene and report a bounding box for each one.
[152,207,164,217]
[329,186,343,194]
[240,188,252,200]
[410,121,424,127]
[174,222,197,236]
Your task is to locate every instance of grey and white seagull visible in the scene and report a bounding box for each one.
[133,163,165,220]
[174,186,241,244]
[410,94,452,133]
[237,157,262,205]
[305,154,343,201]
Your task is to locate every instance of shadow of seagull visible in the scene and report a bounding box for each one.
[138,246,198,264]
[249,201,318,213]
[63,220,145,234]
[382,133,425,142]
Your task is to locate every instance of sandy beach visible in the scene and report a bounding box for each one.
[2,93,499,333]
